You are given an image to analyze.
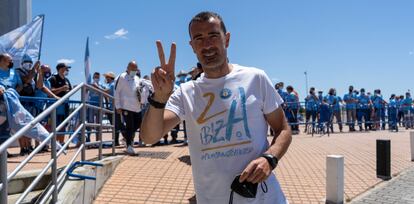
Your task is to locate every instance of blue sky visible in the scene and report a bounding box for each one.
[32,0,414,100]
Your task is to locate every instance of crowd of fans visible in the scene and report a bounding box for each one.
[275,82,414,135]
[1,52,413,156]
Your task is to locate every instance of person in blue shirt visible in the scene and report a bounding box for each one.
[343,85,357,131]
[101,72,118,145]
[325,88,343,133]
[318,90,324,101]
[87,72,106,142]
[286,85,300,134]
[304,87,319,133]
[0,53,23,91]
[388,94,398,131]
[319,98,332,133]
[372,89,387,130]
[357,88,371,131]
[0,53,23,155]
[402,92,413,129]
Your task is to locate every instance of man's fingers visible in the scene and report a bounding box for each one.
[152,67,162,88]
[168,43,176,74]
[156,40,166,67]
[157,68,169,81]
[250,166,266,183]
[151,72,159,89]
[239,162,257,182]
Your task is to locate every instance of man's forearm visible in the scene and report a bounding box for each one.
[141,106,167,144]
[266,113,292,161]
[266,126,292,160]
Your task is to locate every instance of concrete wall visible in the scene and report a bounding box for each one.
[57,156,124,204]
[0,0,32,36]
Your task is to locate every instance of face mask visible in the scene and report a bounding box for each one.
[44,72,51,79]
[361,92,365,95]
[64,71,69,76]
[8,62,13,68]
[129,71,137,77]
[22,63,32,70]
[93,78,99,83]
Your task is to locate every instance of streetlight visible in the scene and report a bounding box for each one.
[304,71,309,95]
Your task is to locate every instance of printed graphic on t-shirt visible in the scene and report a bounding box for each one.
[196,86,254,161]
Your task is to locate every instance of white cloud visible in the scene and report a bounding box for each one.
[57,58,75,64]
[95,41,100,45]
[271,77,280,83]
[409,51,413,55]
[104,28,128,40]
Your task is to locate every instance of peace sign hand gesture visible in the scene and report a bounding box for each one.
[151,40,176,103]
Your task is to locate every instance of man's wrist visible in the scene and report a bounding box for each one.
[148,93,167,109]
[261,153,278,170]
[153,92,170,103]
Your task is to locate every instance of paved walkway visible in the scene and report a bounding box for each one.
[91,129,414,204]
[6,128,414,203]
[351,166,414,204]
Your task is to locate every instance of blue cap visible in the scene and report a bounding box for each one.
[22,54,33,63]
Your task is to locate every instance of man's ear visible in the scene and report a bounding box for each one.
[225,32,230,48]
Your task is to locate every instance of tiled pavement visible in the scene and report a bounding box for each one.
[351,165,414,204]
[7,128,414,203]
[93,129,414,204]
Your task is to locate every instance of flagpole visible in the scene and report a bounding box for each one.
[37,14,45,61]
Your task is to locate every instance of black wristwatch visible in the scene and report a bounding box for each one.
[148,93,166,109]
[261,153,278,170]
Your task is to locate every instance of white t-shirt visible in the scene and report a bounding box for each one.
[166,64,287,204]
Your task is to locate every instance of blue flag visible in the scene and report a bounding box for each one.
[0,15,44,67]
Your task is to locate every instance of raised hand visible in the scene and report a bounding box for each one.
[151,40,176,103]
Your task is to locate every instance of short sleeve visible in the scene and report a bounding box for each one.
[165,86,185,121]
[260,70,284,114]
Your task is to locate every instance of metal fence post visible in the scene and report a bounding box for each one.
[0,152,8,204]
[98,93,103,160]
[51,109,58,203]
[112,97,116,156]
[81,86,86,161]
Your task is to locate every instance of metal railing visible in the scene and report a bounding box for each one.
[0,83,115,204]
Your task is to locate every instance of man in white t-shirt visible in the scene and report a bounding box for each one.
[141,11,292,204]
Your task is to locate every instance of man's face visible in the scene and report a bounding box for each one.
[42,66,51,78]
[189,17,230,70]
[0,55,13,68]
[127,63,138,73]
[93,74,100,81]
[105,77,113,83]
[58,67,69,75]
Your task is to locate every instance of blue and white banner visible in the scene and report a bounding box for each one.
[0,15,44,67]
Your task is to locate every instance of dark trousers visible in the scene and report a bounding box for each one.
[107,112,123,145]
[398,111,404,126]
[346,109,357,130]
[357,109,370,129]
[170,121,188,140]
[122,110,142,146]
[374,108,386,129]
[331,110,343,131]
[388,109,398,130]
[287,108,299,131]
[305,110,317,131]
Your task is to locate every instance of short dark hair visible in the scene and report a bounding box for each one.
[93,72,100,76]
[188,11,227,38]
[0,53,10,62]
